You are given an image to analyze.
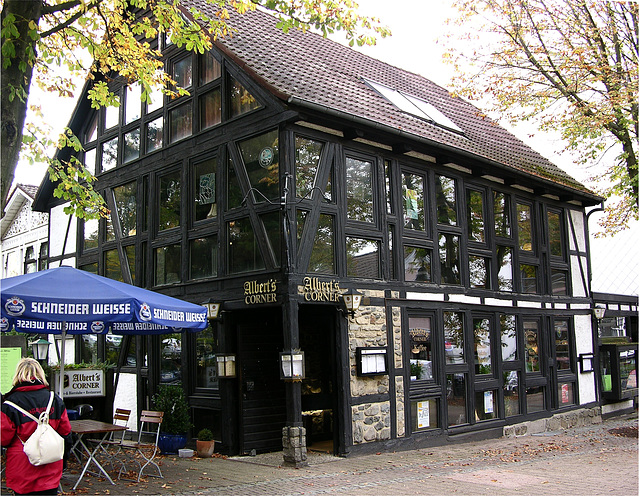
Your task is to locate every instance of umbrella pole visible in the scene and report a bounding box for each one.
[59,324,66,399]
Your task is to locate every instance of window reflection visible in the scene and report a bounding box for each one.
[555,320,570,371]
[155,244,181,285]
[173,56,193,89]
[200,89,221,129]
[196,326,218,388]
[402,173,424,230]
[190,236,218,280]
[520,264,538,294]
[114,182,137,237]
[467,189,485,242]
[228,218,265,274]
[238,130,280,203]
[548,210,563,257]
[193,158,217,221]
[229,77,259,118]
[517,203,533,251]
[439,234,460,285]
[469,255,490,288]
[161,333,182,384]
[169,102,193,143]
[199,52,221,86]
[496,246,513,291]
[346,157,374,223]
[125,85,141,124]
[102,137,118,172]
[409,316,432,381]
[446,373,467,426]
[146,117,163,153]
[346,237,380,278]
[500,314,517,361]
[494,191,511,237]
[404,246,431,282]
[159,171,181,230]
[473,318,492,375]
[444,312,464,364]
[295,136,323,199]
[503,371,520,416]
[436,175,457,225]
[524,320,540,372]
[309,214,334,274]
[83,218,99,251]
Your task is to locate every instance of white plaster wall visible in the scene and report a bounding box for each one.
[574,314,597,405]
[113,373,138,430]
[568,210,587,252]
[49,204,76,258]
[570,254,588,298]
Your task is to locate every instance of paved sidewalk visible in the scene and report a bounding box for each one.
[50,411,637,496]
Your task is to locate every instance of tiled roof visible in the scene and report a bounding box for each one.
[188,1,598,200]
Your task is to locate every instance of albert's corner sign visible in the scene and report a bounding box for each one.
[301,277,341,303]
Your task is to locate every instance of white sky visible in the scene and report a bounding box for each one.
[13,0,638,296]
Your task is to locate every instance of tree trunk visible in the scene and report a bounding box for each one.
[1,0,42,216]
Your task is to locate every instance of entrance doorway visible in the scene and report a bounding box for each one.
[299,306,338,454]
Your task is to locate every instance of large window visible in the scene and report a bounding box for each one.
[295,136,324,199]
[190,235,218,280]
[196,326,218,389]
[444,312,464,364]
[155,244,181,285]
[346,238,380,279]
[467,189,485,243]
[404,246,431,282]
[228,218,265,274]
[308,214,335,274]
[494,191,511,238]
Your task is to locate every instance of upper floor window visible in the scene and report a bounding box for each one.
[125,84,142,125]
[346,156,374,223]
[229,77,259,118]
[238,130,280,203]
[193,157,217,222]
[467,188,485,243]
[547,210,563,257]
[295,136,324,199]
[436,175,457,226]
[517,202,534,252]
[494,191,512,238]
[402,172,425,231]
[173,56,193,90]
[24,247,37,274]
[158,170,181,231]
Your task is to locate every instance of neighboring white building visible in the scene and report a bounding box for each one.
[1,184,49,278]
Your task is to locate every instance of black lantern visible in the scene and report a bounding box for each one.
[593,305,606,320]
[30,338,51,364]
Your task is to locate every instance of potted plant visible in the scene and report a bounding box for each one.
[152,384,193,454]
[196,428,215,458]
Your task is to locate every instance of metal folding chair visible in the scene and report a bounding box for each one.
[118,410,164,482]
[92,408,131,472]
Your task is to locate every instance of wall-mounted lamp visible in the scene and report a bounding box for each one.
[593,305,606,320]
[356,347,388,376]
[341,289,363,318]
[280,350,305,381]
[30,338,51,364]
[203,299,223,321]
[216,353,236,378]
[579,353,595,373]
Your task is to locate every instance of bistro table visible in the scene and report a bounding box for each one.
[69,419,127,490]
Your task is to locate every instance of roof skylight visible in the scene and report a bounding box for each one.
[363,78,463,134]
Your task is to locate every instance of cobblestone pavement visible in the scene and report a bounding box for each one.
[9,411,636,496]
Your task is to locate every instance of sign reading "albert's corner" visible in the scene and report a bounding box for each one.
[244,279,278,304]
[301,277,341,302]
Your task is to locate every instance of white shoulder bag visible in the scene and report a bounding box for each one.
[5,391,65,466]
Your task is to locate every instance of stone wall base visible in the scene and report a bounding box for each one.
[282,426,308,467]
[503,407,602,438]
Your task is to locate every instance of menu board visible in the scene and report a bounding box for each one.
[1,348,22,394]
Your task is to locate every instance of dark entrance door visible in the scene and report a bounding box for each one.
[237,308,286,455]
[299,305,338,453]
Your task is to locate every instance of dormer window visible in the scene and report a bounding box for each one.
[363,78,463,134]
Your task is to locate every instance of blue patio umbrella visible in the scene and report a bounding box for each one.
[1,266,208,396]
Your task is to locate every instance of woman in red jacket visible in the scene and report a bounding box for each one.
[1,357,71,495]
